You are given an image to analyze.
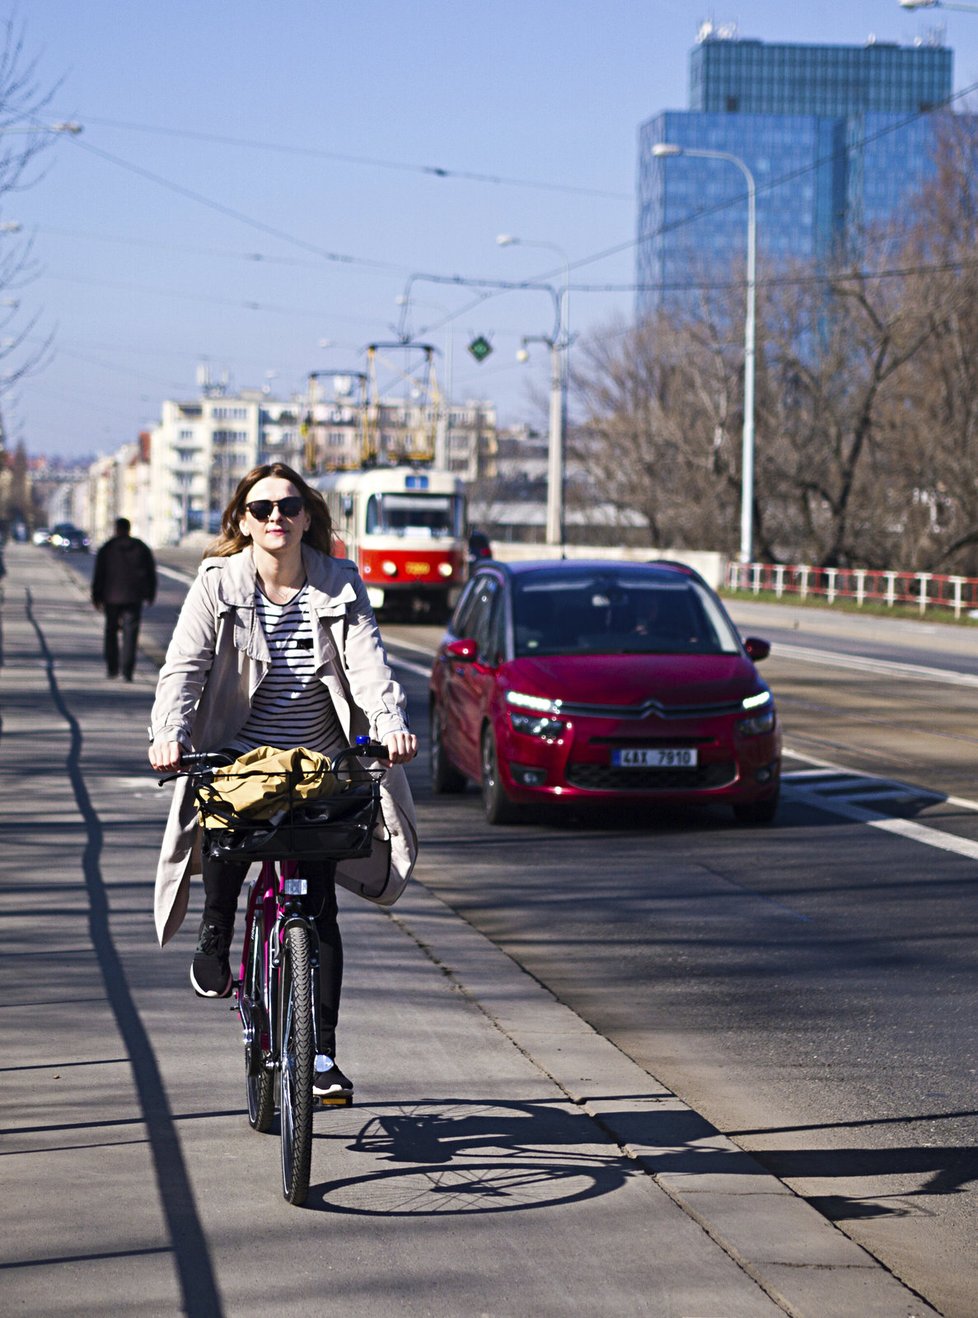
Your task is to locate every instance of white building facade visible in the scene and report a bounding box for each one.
[149,391,263,546]
[143,378,498,547]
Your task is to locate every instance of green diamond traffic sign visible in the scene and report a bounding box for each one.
[468,335,492,362]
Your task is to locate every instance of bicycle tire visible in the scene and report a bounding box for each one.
[242,906,274,1133]
[279,922,315,1205]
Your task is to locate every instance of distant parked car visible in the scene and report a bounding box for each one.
[429,558,781,825]
[49,522,90,552]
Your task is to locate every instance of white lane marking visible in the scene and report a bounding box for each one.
[158,565,195,585]
[784,751,978,859]
[391,656,433,679]
[947,794,978,814]
[805,791,978,861]
[783,747,978,812]
[771,640,978,688]
[384,636,443,659]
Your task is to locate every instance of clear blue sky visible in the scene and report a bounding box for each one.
[4,0,978,458]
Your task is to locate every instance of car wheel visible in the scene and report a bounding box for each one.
[481,726,521,825]
[431,705,467,794]
[732,792,779,825]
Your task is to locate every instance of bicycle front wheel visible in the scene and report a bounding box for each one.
[279,922,315,1205]
[242,906,274,1133]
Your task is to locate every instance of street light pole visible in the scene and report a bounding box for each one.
[497,235,570,548]
[652,142,757,565]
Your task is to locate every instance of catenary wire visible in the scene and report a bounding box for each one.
[53,114,633,202]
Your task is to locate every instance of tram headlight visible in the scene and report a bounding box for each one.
[438,561,454,578]
[381,560,398,577]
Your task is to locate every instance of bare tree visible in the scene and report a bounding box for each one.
[569,304,744,551]
[876,114,978,573]
[0,14,62,430]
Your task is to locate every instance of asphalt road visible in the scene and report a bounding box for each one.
[67,547,978,1315]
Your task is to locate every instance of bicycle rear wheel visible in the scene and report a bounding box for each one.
[242,906,274,1133]
[279,922,315,1205]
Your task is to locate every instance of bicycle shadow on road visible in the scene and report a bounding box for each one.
[304,1094,766,1217]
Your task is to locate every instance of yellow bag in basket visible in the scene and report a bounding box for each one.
[197,745,341,827]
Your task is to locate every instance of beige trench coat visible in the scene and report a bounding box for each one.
[150,545,418,945]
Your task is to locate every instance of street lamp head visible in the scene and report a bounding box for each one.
[50,121,83,134]
[898,1,938,9]
[496,234,518,247]
[515,347,530,364]
[0,221,22,233]
[651,143,684,158]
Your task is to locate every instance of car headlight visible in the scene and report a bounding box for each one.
[510,711,565,739]
[381,559,398,577]
[438,561,454,578]
[505,690,562,715]
[742,690,772,711]
[737,708,776,736]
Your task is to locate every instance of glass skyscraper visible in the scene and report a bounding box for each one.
[637,32,955,317]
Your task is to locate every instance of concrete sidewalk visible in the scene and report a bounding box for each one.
[0,543,935,1317]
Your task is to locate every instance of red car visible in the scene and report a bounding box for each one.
[429,559,781,825]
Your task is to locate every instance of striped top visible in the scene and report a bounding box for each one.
[229,585,343,755]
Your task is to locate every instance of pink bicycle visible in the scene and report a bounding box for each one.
[176,738,388,1204]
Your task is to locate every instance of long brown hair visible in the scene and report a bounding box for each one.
[204,463,334,558]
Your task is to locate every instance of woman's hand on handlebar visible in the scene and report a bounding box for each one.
[149,739,183,773]
[384,730,417,765]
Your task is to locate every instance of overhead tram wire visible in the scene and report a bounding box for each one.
[34,267,385,326]
[39,88,978,369]
[33,224,339,271]
[53,114,633,202]
[56,131,410,276]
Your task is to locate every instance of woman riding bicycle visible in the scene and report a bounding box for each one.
[148,462,418,1098]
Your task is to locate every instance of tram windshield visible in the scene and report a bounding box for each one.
[365,493,463,538]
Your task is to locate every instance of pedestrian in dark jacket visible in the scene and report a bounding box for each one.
[92,517,157,681]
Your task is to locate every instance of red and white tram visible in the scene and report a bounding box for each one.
[313,466,467,618]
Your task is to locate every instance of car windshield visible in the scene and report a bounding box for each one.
[512,571,741,657]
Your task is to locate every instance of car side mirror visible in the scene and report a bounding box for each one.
[744,636,770,662]
[445,638,478,663]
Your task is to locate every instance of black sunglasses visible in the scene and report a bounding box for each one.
[245,496,305,521]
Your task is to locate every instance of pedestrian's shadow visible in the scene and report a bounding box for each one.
[729,1108,978,1222]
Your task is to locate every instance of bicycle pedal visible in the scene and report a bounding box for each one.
[316,1094,353,1108]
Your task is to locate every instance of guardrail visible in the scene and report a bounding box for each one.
[725,562,978,620]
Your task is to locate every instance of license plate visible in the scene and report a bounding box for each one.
[611,747,698,768]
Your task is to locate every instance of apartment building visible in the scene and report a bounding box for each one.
[148,375,496,546]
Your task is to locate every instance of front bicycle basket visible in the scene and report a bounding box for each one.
[189,748,383,863]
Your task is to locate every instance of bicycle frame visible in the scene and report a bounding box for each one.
[238,858,314,1067]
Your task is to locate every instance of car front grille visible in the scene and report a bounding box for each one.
[566,761,737,791]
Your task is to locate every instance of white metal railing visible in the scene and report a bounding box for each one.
[725,561,978,620]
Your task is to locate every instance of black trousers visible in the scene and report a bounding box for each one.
[104,602,142,679]
[201,854,343,1056]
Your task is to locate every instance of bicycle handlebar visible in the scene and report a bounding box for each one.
[157,739,391,786]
